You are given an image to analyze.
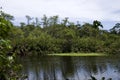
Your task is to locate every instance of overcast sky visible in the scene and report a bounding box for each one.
[1,0,120,30]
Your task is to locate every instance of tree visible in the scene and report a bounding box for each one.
[20,22,26,27]
[26,15,33,25]
[80,23,98,37]
[0,12,13,39]
[49,15,59,26]
[110,23,120,35]
[0,11,14,21]
[62,17,69,26]
[0,11,22,80]
[41,15,49,27]
[92,20,103,29]
[57,28,76,52]
[26,28,56,55]
[35,17,41,27]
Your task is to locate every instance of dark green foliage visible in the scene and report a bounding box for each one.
[0,15,13,39]
[0,11,24,80]
[93,20,103,29]
[0,39,22,80]
[1,13,119,56]
[72,37,105,53]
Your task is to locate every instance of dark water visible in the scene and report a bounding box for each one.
[17,56,120,80]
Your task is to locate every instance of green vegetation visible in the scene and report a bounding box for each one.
[0,11,25,80]
[8,14,120,56]
[1,11,120,57]
[47,53,107,56]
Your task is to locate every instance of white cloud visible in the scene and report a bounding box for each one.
[1,0,119,18]
[1,0,120,29]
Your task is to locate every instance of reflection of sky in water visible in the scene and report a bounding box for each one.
[98,63,120,80]
[18,56,120,80]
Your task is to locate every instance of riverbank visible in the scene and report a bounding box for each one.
[47,53,107,56]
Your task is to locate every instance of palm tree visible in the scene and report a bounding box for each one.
[26,15,33,25]
[93,20,103,29]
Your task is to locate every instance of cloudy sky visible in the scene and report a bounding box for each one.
[1,0,120,30]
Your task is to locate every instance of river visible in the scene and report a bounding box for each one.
[17,56,120,80]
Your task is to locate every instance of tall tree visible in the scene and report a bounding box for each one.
[26,15,33,25]
[20,22,26,27]
[92,20,103,29]
[41,15,49,27]
[110,23,120,34]
[35,17,40,27]
[62,17,69,26]
[49,15,59,26]
[0,11,14,21]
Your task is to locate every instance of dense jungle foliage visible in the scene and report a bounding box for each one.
[1,12,120,56]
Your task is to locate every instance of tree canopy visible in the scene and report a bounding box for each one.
[1,12,120,56]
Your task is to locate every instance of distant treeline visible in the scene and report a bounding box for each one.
[1,12,120,56]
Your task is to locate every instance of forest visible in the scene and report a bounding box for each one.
[1,11,120,56]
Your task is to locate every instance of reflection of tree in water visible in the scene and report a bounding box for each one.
[18,56,120,80]
[61,57,75,79]
[107,57,120,75]
[97,57,107,74]
[42,57,60,80]
[81,57,98,75]
[82,57,107,75]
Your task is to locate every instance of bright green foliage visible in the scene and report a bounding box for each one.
[0,11,14,39]
[0,12,22,80]
[0,17,12,38]
[0,39,22,80]
[0,39,11,54]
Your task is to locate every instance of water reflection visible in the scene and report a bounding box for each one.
[17,56,120,80]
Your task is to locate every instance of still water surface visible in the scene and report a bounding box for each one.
[17,56,120,80]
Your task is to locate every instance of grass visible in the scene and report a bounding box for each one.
[47,53,107,56]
